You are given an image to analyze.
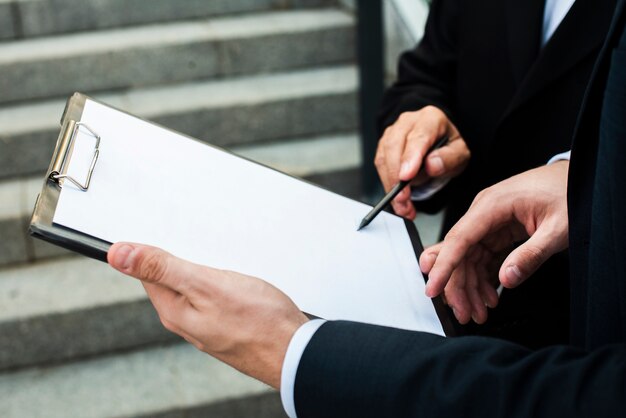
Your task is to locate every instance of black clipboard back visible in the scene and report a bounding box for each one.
[29,93,111,262]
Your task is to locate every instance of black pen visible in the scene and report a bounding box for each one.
[358,135,450,231]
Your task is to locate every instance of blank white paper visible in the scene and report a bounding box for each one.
[53,99,444,336]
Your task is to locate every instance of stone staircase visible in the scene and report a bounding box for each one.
[0,1,359,416]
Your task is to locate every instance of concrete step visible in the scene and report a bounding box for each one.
[0,132,361,268]
[0,341,284,418]
[0,0,336,40]
[0,256,173,371]
[0,8,354,104]
[0,66,358,179]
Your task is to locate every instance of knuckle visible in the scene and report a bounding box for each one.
[398,111,411,122]
[473,185,496,205]
[406,131,429,144]
[374,153,385,168]
[139,251,168,283]
[444,228,463,244]
[519,245,545,267]
[423,105,444,119]
[160,316,178,333]
[459,145,471,160]
[192,340,206,352]
[474,189,487,201]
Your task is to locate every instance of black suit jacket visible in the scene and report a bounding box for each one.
[378,0,616,348]
[292,2,626,417]
[378,0,614,228]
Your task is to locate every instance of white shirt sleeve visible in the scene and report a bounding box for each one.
[547,150,571,164]
[280,319,327,418]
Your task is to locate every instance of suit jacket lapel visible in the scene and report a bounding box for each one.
[505,0,545,87]
[567,0,624,346]
[503,0,617,119]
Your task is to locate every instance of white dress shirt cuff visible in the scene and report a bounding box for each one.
[280,318,327,418]
[547,150,571,165]
[410,176,451,201]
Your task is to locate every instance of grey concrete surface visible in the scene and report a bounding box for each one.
[0,180,28,265]
[141,392,286,418]
[6,0,337,39]
[0,66,358,179]
[233,133,360,177]
[0,9,354,104]
[0,177,67,268]
[0,218,28,265]
[0,1,15,39]
[0,342,281,418]
[0,256,175,370]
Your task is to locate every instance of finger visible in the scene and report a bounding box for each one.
[142,286,200,343]
[425,194,511,297]
[478,278,499,310]
[498,224,568,288]
[475,247,500,309]
[419,242,443,273]
[376,123,412,192]
[392,198,417,220]
[424,138,471,178]
[374,140,392,193]
[108,242,212,298]
[398,129,440,181]
[465,263,487,324]
[443,262,472,324]
[391,184,412,209]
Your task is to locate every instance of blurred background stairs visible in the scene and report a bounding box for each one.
[0,0,359,416]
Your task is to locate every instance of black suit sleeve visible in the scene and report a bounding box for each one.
[377,0,460,133]
[294,321,626,418]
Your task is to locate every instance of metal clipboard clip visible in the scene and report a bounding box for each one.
[48,121,101,191]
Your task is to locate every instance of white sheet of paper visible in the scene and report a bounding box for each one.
[53,99,444,336]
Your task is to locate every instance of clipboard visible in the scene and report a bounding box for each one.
[29,93,458,337]
[30,94,111,260]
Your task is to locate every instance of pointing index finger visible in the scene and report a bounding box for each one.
[424,198,510,297]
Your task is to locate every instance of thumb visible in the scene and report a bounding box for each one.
[108,242,193,294]
[498,228,565,288]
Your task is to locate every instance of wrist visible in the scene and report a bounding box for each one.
[275,313,310,388]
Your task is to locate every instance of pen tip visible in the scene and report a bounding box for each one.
[357,220,367,231]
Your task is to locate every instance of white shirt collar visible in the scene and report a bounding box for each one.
[542,0,577,46]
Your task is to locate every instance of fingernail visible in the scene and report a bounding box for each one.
[424,283,433,297]
[505,265,522,285]
[452,306,459,318]
[113,244,135,271]
[421,253,436,271]
[400,162,411,178]
[429,156,444,176]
